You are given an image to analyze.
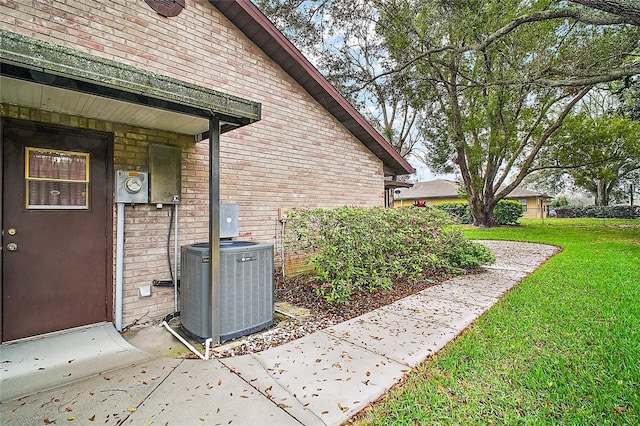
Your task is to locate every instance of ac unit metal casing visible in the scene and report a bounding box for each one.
[180,241,274,342]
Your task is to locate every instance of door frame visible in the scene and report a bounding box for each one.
[1,117,114,342]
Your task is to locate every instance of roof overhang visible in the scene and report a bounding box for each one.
[384,179,414,190]
[211,0,415,177]
[0,29,261,136]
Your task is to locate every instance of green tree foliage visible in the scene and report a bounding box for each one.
[256,0,639,226]
[549,196,570,208]
[617,77,640,120]
[542,112,640,205]
[377,0,639,226]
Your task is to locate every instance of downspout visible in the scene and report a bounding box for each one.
[115,202,125,331]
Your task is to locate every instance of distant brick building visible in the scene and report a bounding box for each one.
[0,0,413,341]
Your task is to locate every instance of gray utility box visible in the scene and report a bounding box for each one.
[180,241,274,342]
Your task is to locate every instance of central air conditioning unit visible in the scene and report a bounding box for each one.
[180,241,274,342]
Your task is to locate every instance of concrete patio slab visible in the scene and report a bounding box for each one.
[221,354,326,426]
[130,358,300,425]
[1,357,180,425]
[381,290,487,330]
[0,322,155,402]
[223,331,407,425]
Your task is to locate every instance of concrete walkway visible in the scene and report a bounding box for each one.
[0,241,559,425]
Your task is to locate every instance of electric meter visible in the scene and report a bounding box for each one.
[124,176,144,193]
[115,170,149,203]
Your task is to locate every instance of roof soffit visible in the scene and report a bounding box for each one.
[0,29,261,133]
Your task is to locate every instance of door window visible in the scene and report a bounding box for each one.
[25,148,90,209]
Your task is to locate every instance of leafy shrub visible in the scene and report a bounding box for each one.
[434,200,525,225]
[549,196,570,208]
[285,206,494,304]
[433,202,473,224]
[493,199,525,225]
[556,205,640,219]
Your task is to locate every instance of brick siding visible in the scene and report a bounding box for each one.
[1,0,386,326]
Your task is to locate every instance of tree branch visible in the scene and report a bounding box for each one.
[495,85,593,200]
[353,7,636,92]
[527,155,629,173]
[535,64,640,87]
[568,0,640,26]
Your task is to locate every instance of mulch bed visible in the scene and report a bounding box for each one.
[274,269,458,321]
[209,268,476,358]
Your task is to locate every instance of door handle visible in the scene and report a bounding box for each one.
[6,242,18,252]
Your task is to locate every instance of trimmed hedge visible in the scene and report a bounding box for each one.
[433,202,473,224]
[493,200,525,225]
[434,200,525,225]
[555,205,640,219]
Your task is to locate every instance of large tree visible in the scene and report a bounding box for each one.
[376,0,638,226]
[257,0,639,226]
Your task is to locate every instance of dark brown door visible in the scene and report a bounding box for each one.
[2,119,112,342]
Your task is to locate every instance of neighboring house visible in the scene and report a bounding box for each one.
[0,0,414,342]
[393,179,463,207]
[394,179,549,219]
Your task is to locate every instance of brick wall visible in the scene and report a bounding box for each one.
[1,103,207,324]
[1,0,387,326]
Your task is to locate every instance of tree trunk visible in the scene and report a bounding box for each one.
[596,179,610,206]
[469,197,498,227]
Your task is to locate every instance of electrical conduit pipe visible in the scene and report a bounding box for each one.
[115,202,125,331]
[174,204,179,312]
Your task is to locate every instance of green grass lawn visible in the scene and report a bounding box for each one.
[354,218,640,425]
